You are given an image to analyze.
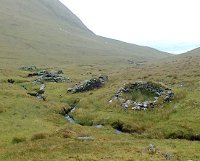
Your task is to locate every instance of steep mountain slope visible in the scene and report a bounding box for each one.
[0,0,170,67]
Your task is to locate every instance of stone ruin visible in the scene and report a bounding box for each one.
[20,66,69,101]
[109,81,174,111]
[25,69,68,84]
[67,75,108,93]
[20,66,68,84]
[31,70,68,84]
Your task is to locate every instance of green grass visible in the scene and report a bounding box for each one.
[1,56,200,160]
[0,0,200,160]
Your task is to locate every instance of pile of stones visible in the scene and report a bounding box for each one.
[20,66,68,84]
[109,81,174,111]
[67,75,108,93]
[28,70,68,84]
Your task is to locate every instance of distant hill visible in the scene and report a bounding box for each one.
[182,47,200,56]
[0,0,171,67]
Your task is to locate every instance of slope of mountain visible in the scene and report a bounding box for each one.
[0,0,170,67]
[182,47,200,56]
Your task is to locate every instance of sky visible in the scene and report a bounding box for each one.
[59,0,200,54]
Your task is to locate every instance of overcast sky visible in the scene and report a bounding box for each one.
[59,0,200,54]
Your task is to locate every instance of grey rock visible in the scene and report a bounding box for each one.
[39,84,46,91]
[77,136,95,140]
[164,152,173,160]
[115,129,122,134]
[67,88,73,92]
[95,125,103,128]
[34,71,68,83]
[68,75,108,93]
[148,144,156,154]
[65,115,76,124]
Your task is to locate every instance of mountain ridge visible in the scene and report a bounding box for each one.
[0,0,171,67]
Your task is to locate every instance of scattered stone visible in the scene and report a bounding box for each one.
[21,66,68,84]
[67,88,73,92]
[39,84,46,91]
[20,66,37,71]
[164,152,173,160]
[68,75,108,93]
[65,115,76,124]
[27,84,46,101]
[147,144,156,154]
[36,84,46,101]
[32,70,68,84]
[109,81,174,111]
[95,125,103,128]
[77,136,95,140]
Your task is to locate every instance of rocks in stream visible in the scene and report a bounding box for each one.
[109,81,174,111]
[67,75,108,93]
[27,84,46,101]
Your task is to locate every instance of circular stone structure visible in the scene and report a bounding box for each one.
[109,81,174,110]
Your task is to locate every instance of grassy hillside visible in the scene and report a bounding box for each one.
[1,0,200,161]
[0,0,170,68]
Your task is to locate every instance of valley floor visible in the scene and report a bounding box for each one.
[1,55,200,161]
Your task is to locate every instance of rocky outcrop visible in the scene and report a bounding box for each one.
[67,75,108,93]
[109,81,174,111]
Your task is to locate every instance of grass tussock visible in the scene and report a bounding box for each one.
[31,133,48,141]
[111,120,145,134]
[12,137,26,144]
[166,130,200,141]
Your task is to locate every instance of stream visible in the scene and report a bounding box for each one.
[64,106,76,124]
[63,105,122,135]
